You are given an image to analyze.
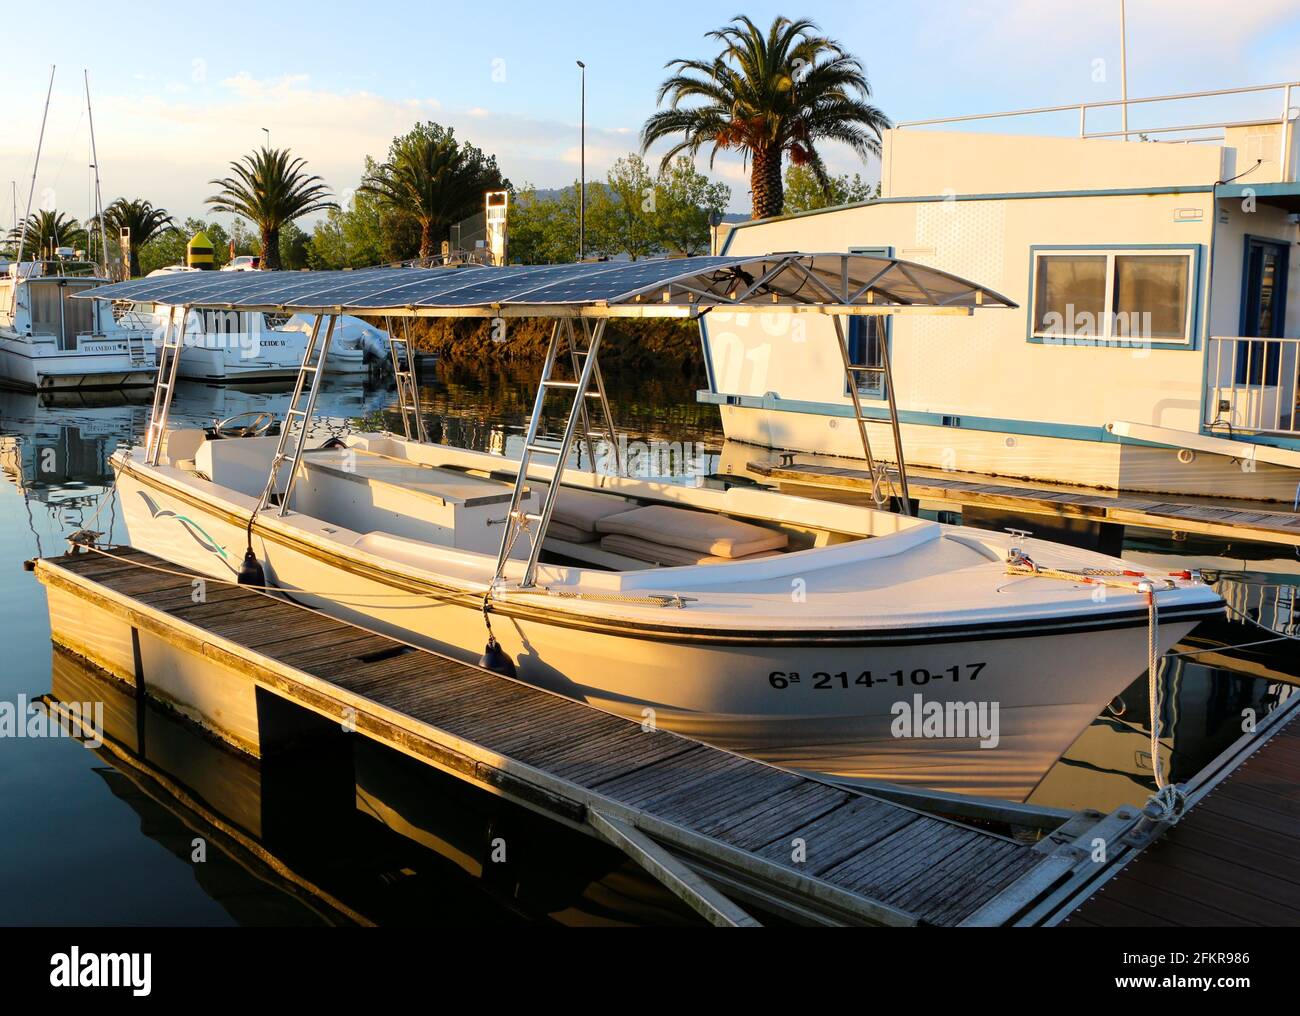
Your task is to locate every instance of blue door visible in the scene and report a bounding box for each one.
[1236,237,1289,384]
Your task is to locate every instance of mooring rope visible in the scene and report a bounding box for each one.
[1141,583,1186,821]
[1008,552,1189,821]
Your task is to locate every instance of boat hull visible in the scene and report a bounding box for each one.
[0,335,155,390]
[114,465,1210,801]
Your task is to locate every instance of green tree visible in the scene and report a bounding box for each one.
[359,123,509,259]
[137,217,235,275]
[278,221,311,270]
[98,198,176,278]
[7,209,85,258]
[653,157,731,255]
[508,183,582,264]
[597,155,658,260]
[782,164,873,214]
[642,14,889,220]
[206,147,337,270]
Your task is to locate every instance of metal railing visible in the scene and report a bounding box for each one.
[1205,336,1300,436]
[897,82,1299,182]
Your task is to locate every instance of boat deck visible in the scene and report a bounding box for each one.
[748,460,1300,548]
[34,545,1120,927]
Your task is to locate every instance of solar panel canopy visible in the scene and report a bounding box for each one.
[76,254,1016,318]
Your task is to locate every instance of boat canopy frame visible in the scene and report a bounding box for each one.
[81,252,1016,590]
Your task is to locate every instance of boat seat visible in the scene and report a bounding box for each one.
[598,532,781,567]
[540,486,637,544]
[161,428,207,466]
[594,504,789,559]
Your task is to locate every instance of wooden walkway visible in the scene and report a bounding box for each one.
[748,460,1300,548]
[1056,694,1300,927]
[35,546,1114,927]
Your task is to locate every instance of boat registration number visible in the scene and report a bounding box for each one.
[768,663,986,690]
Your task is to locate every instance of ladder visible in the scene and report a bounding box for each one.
[564,317,620,474]
[489,317,616,590]
[125,327,151,367]
[832,315,911,514]
[144,306,187,465]
[387,317,428,443]
[255,314,336,517]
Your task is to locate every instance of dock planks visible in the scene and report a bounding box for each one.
[748,460,1300,547]
[1059,698,1300,927]
[37,545,1064,927]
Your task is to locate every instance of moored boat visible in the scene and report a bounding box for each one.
[82,254,1225,800]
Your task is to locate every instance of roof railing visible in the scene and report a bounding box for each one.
[897,81,1299,181]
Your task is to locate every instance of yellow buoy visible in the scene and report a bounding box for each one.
[187,231,216,270]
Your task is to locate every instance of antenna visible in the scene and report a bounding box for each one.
[15,64,55,271]
[85,69,109,277]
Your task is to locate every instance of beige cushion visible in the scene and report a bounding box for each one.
[600,533,780,566]
[546,519,596,544]
[595,504,788,559]
[537,487,636,538]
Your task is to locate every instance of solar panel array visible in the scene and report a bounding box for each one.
[75,254,1016,315]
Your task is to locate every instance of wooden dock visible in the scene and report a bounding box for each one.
[33,546,1136,927]
[1054,693,1300,927]
[748,460,1300,549]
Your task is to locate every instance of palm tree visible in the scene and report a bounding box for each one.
[7,209,85,259]
[359,124,508,259]
[206,147,336,270]
[99,198,176,278]
[641,14,890,220]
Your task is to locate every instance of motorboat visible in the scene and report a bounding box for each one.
[0,259,156,391]
[81,255,1225,801]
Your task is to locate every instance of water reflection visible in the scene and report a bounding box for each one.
[49,646,700,926]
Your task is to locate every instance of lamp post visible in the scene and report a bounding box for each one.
[576,60,585,261]
[262,126,270,149]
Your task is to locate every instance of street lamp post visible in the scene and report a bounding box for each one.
[262,126,270,149]
[576,60,585,261]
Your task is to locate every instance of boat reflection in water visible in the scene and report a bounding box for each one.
[1031,610,1298,814]
[48,645,702,926]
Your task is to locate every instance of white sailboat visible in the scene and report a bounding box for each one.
[0,69,156,391]
[81,255,1224,801]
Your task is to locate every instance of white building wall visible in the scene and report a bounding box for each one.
[716,188,1218,436]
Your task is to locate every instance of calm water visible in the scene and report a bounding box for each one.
[0,364,1296,925]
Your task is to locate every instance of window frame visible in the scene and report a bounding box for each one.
[845,245,893,401]
[1027,244,1201,350]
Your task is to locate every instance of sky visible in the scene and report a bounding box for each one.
[2,0,1298,233]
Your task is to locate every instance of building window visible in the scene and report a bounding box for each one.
[1031,248,1194,345]
[846,316,887,399]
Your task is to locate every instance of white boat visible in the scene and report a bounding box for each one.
[0,261,156,391]
[134,274,374,380]
[708,80,1300,502]
[82,255,1225,801]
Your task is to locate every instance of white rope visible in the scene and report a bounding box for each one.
[1141,582,1187,823]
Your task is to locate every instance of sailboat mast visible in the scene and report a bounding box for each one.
[85,69,109,277]
[15,64,55,269]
